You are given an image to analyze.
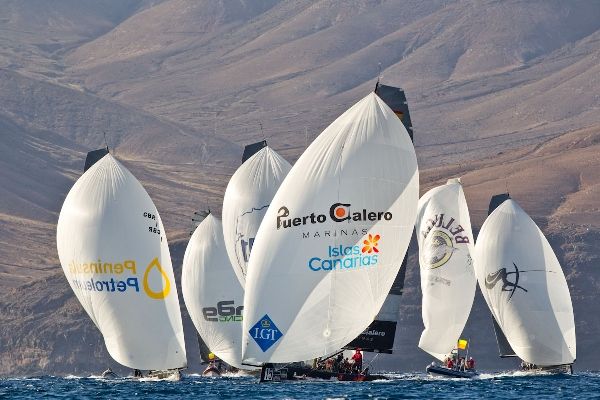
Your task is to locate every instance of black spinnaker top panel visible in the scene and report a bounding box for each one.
[242,140,267,164]
[375,83,413,141]
[83,148,109,172]
[488,193,511,215]
[487,192,517,357]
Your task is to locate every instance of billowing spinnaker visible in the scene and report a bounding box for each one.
[242,92,419,364]
[181,215,248,369]
[416,178,476,360]
[222,146,291,286]
[474,199,576,366]
[56,154,186,370]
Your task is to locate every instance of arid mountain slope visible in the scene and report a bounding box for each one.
[62,0,600,166]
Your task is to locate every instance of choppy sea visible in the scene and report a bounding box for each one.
[1,371,599,399]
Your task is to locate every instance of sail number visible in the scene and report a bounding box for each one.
[202,300,243,322]
[144,212,161,236]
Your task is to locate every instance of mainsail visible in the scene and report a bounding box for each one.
[416,178,476,360]
[344,83,414,354]
[222,142,292,286]
[56,151,186,370]
[242,92,419,364]
[181,214,247,369]
[487,193,517,358]
[474,197,576,366]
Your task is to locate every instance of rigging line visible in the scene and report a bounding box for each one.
[366,353,380,370]
[102,131,109,152]
[259,122,265,141]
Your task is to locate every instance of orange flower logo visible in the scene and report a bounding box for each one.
[362,234,380,254]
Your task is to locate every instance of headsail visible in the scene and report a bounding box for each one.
[56,153,186,370]
[181,214,248,369]
[222,143,291,286]
[416,178,476,361]
[344,83,414,354]
[474,198,576,366]
[242,92,419,364]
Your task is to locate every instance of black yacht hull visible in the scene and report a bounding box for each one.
[426,364,478,379]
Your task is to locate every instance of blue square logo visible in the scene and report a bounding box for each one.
[249,314,283,352]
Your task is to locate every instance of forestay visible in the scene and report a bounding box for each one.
[182,214,249,369]
[56,153,186,370]
[242,92,419,364]
[474,199,576,366]
[416,178,476,360]
[222,146,291,286]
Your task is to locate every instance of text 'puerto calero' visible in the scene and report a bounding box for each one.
[276,203,392,230]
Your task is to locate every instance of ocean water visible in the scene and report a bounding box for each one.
[1,372,598,399]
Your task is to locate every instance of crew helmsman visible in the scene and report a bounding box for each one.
[466,357,475,370]
[351,349,363,373]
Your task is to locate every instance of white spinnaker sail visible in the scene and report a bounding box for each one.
[242,92,419,364]
[416,178,476,361]
[474,199,576,366]
[181,214,250,369]
[56,154,186,370]
[222,147,291,286]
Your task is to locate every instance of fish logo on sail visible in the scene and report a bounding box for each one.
[485,262,528,301]
[143,258,171,300]
[423,230,457,269]
[249,314,283,352]
[420,213,469,269]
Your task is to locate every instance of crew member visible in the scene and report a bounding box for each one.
[351,349,363,373]
[466,357,475,370]
[335,353,344,372]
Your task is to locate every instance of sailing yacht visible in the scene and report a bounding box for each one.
[181,213,248,375]
[474,194,576,374]
[222,141,292,286]
[241,88,419,381]
[183,142,290,376]
[56,148,187,380]
[415,178,478,378]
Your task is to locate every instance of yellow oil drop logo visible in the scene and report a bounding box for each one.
[143,257,171,299]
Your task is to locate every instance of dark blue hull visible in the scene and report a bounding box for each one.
[426,364,478,379]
